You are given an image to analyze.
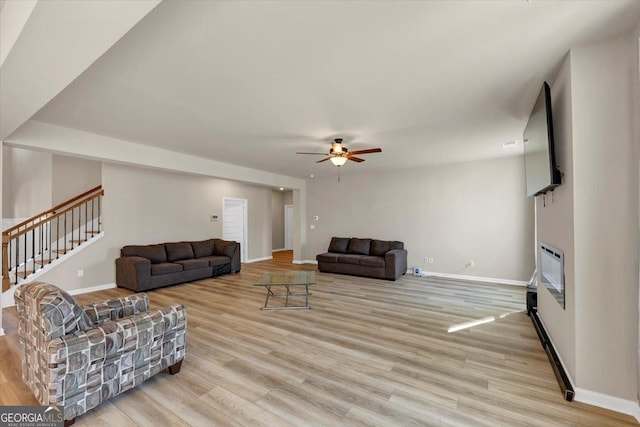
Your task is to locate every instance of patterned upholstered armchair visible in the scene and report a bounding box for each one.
[14,282,187,426]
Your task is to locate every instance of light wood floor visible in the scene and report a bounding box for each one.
[1,251,636,426]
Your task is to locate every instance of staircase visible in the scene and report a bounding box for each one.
[2,186,104,291]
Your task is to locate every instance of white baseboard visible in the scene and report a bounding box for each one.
[2,281,117,308]
[418,270,527,287]
[574,387,640,422]
[68,283,117,296]
[245,256,273,263]
[292,260,318,265]
[0,328,5,336]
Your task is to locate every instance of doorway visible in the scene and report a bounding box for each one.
[223,198,247,262]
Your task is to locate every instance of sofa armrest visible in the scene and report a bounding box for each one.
[215,240,241,273]
[82,293,150,325]
[385,249,408,280]
[45,304,187,419]
[116,256,151,291]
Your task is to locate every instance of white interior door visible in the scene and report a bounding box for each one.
[284,204,294,250]
[223,198,247,262]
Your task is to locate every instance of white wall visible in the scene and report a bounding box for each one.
[2,145,51,218]
[33,162,276,290]
[307,156,535,282]
[536,54,576,380]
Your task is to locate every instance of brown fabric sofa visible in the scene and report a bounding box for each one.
[317,237,407,280]
[116,238,240,291]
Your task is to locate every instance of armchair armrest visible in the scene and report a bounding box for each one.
[82,293,150,325]
[385,249,408,280]
[116,256,151,291]
[45,304,187,419]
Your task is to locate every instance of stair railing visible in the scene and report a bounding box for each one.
[2,185,104,292]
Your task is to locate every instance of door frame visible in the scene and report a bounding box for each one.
[222,197,248,263]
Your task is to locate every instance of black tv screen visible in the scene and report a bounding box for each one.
[523,82,561,197]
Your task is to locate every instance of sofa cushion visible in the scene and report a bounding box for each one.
[317,253,339,263]
[121,245,167,264]
[337,254,363,265]
[347,238,371,255]
[151,263,183,275]
[176,259,209,271]
[389,241,404,250]
[165,242,194,262]
[328,237,350,254]
[199,255,231,267]
[370,240,391,257]
[360,256,385,267]
[191,239,215,258]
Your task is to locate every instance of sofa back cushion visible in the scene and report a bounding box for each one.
[328,237,350,253]
[347,238,372,255]
[370,240,391,257]
[165,242,195,262]
[191,239,215,258]
[122,244,167,264]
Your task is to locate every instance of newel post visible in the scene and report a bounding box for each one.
[2,234,10,292]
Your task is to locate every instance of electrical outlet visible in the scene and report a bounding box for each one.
[424,257,429,263]
[77,269,84,278]
[428,257,434,264]
[469,260,475,267]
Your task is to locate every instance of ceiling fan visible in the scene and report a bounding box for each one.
[296,138,382,167]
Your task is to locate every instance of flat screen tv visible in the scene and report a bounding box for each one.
[523,82,561,197]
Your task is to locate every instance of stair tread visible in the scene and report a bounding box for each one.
[53,249,69,254]
[69,239,87,243]
[34,258,53,265]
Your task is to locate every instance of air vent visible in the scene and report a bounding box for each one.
[502,140,518,148]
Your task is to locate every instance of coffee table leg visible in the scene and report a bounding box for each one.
[263,285,272,309]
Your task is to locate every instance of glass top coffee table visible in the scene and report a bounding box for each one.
[253,271,315,310]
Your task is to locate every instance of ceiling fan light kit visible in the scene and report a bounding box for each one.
[296,138,382,168]
[330,156,348,167]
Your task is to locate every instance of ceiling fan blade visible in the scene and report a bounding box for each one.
[316,157,332,163]
[348,148,382,155]
[296,152,329,155]
[348,156,365,163]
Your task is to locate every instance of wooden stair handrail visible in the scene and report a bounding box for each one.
[2,186,104,292]
[3,191,104,240]
[3,185,103,236]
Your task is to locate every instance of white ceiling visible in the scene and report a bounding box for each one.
[30,0,640,178]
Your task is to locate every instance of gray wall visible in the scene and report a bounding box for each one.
[272,190,284,250]
[571,32,638,400]
[34,162,275,290]
[52,154,102,205]
[537,30,639,402]
[307,156,535,281]
[536,54,576,380]
[271,190,293,250]
[2,146,52,218]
